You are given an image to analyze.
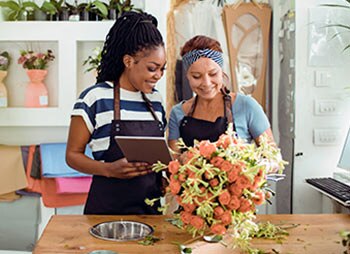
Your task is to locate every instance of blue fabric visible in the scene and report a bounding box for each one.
[168,93,270,144]
[40,143,92,178]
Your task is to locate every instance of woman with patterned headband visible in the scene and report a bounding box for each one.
[168,35,274,152]
[66,11,167,215]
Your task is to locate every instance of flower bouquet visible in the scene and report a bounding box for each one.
[147,125,287,253]
[18,49,55,70]
[17,49,54,107]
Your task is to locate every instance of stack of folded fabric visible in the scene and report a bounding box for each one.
[23,143,93,208]
[0,145,28,202]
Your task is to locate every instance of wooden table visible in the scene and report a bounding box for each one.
[33,214,350,254]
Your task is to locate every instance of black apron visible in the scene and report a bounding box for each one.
[84,82,164,215]
[180,88,236,147]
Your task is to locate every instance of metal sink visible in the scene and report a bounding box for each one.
[89,220,154,242]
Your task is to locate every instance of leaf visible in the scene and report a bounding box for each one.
[41,1,57,14]
[138,235,161,246]
[22,1,40,10]
[93,0,108,18]
[0,1,20,11]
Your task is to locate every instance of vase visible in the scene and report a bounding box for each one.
[25,69,49,108]
[0,70,8,107]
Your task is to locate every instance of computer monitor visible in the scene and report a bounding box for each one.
[338,126,350,171]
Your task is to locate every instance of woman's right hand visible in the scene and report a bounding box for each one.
[105,158,152,179]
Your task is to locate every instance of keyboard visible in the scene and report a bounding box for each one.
[306,177,350,206]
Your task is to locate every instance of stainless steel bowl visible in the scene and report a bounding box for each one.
[89,220,154,242]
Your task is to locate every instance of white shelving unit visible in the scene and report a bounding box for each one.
[0,21,114,127]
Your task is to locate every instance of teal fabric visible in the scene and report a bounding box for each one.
[168,93,270,143]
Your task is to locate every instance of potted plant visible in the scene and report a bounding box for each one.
[83,46,102,75]
[108,0,134,20]
[75,0,107,21]
[18,49,55,108]
[0,51,11,107]
[0,0,40,21]
[39,0,61,21]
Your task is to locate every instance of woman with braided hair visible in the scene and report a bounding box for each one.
[168,35,274,152]
[66,11,167,215]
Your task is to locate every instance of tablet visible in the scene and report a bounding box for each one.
[114,136,173,164]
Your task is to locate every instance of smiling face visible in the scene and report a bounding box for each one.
[186,57,223,100]
[121,46,166,93]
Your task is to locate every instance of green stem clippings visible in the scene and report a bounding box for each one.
[138,235,161,246]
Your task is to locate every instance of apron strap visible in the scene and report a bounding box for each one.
[113,81,121,120]
[187,88,233,124]
[221,87,233,124]
[141,92,160,122]
[187,95,198,117]
[113,81,160,122]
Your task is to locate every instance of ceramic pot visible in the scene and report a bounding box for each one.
[25,69,49,108]
[0,70,8,107]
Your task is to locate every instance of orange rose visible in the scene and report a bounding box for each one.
[209,178,219,187]
[236,175,251,188]
[190,215,205,230]
[220,210,232,226]
[227,169,239,183]
[168,160,180,174]
[238,198,252,213]
[228,183,243,197]
[220,160,233,172]
[178,173,187,182]
[210,223,226,235]
[210,156,224,168]
[232,163,243,174]
[180,211,192,225]
[183,150,195,163]
[183,202,197,213]
[216,134,234,149]
[252,191,265,205]
[214,206,224,218]
[204,169,214,180]
[226,195,240,210]
[218,191,231,206]
[265,191,272,199]
[187,168,197,179]
[198,140,216,159]
[169,179,181,195]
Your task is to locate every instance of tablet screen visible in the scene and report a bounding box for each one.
[114,136,173,164]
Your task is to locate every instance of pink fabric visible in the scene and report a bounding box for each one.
[55,177,92,194]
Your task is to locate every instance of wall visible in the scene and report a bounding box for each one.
[291,0,350,213]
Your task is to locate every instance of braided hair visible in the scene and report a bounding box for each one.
[97,11,164,83]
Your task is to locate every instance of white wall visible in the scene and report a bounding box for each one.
[292,0,350,213]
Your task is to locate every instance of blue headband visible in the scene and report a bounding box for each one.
[182,49,223,71]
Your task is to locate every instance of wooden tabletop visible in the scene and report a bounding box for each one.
[33,214,350,254]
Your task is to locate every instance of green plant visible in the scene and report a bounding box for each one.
[40,0,60,17]
[0,0,40,21]
[77,0,108,20]
[18,49,55,70]
[109,0,133,13]
[83,46,102,73]
[0,51,11,71]
[340,230,350,254]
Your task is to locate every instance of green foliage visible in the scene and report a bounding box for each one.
[138,235,161,246]
[83,46,102,73]
[0,0,39,21]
